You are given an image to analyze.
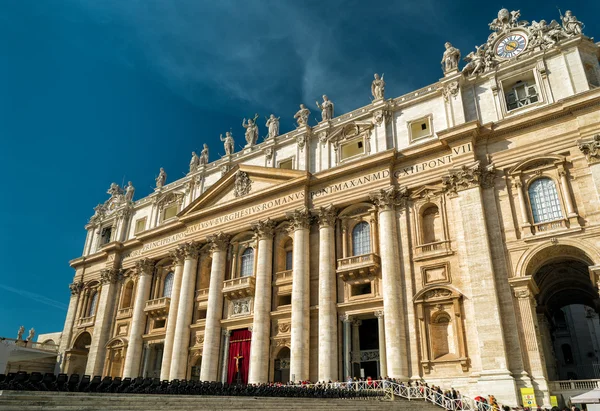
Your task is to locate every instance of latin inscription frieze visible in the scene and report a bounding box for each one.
[394,143,472,179]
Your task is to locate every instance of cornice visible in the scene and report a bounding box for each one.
[310,149,395,184]
[135,220,186,242]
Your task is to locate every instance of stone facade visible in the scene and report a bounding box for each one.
[58,9,600,407]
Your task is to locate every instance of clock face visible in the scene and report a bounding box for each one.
[495,34,527,59]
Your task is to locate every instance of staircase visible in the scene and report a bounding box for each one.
[0,391,441,411]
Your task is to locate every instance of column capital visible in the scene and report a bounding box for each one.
[223,330,231,337]
[100,268,122,284]
[315,204,337,227]
[69,281,84,295]
[207,232,230,253]
[578,134,600,164]
[286,207,312,231]
[374,310,384,318]
[135,258,155,277]
[369,186,408,211]
[442,161,495,194]
[169,246,186,266]
[251,218,276,239]
[352,319,362,327]
[339,313,352,323]
[509,276,539,299]
[180,241,201,260]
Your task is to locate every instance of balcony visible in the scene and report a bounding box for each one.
[116,307,133,320]
[222,276,256,299]
[274,269,293,286]
[196,288,209,303]
[336,253,380,280]
[413,240,452,261]
[532,218,567,234]
[144,297,170,316]
[76,315,95,328]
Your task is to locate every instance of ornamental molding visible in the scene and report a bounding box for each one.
[100,268,121,284]
[232,298,251,316]
[441,81,460,102]
[369,186,409,211]
[89,182,133,225]
[135,258,155,277]
[315,204,337,227]
[233,171,252,198]
[578,135,600,164]
[207,232,230,253]
[442,161,495,194]
[169,246,186,265]
[156,191,185,209]
[181,241,201,259]
[286,207,312,231]
[251,218,276,239]
[69,281,84,296]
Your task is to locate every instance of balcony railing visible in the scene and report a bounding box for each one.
[222,276,256,299]
[274,269,293,285]
[532,218,567,234]
[550,379,600,391]
[336,253,380,280]
[76,315,95,328]
[144,297,170,316]
[196,288,209,303]
[414,240,451,259]
[116,307,133,319]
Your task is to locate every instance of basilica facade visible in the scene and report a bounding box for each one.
[57,9,600,406]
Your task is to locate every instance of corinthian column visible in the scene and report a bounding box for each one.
[58,281,83,372]
[316,205,338,382]
[248,219,276,384]
[169,242,201,380]
[123,258,155,378]
[287,208,311,382]
[86,268,121,376]
[200,232,230,381]
[160,246,186,380]
[369,186,408,379]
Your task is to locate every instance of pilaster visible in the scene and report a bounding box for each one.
[58,281,83,371]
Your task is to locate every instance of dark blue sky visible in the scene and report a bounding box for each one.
[0,1,598,338]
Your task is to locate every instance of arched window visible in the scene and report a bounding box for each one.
[352,221,371,256]
[121,281,134,308]
[422,205,441,244]
[240,248,254,277]
[88,291,98,317]
[528,178,563,223]
[285,250,293,270]
[162,272,174,298]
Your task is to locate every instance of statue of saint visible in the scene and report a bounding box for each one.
[265,114,280,139]
[561,10,582,36]
[189,151,199,173]
[316,95,334,122]
[371,73,385,100]
[17,326,24,341]
[27,328,35,341]
[294,104,310,127]
[242,114,259,147]
[441,42,461,73]
[199,144,209,165]
[156,167,167,189]
[220,132,235,156]
[125,182,135,202]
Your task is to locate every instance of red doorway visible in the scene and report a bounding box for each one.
[227,329,251,384]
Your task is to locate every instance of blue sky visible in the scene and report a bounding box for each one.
[0,1,598,338]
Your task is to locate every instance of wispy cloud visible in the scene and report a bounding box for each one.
[0,284,68,311]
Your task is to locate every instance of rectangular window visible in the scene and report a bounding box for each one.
[134,217,147,234]
[163,204,178,221]
[409,117,433,142]
[505,81,538,111]
[278,294,292,307]
[197,309,207,320]
[279,158,293,169]
[285,250,293,270]
[154,319,166,329]
[100,227,112,245]
[351,282,372,297]
[340,138,365,160]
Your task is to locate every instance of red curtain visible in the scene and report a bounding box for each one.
[227,329,251,384]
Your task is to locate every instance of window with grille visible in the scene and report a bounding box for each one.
[505,81,539,111]
[240,248,254,277]
[162,272,174,297]
[352,221,371,256]
[285,250,293,270]
[88,292,98,317]
[528,178,563,223]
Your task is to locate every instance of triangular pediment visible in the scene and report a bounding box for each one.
[410,184,444,200]
[179,165,308,217]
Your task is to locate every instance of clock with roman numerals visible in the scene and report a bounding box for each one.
[495,33,528,59]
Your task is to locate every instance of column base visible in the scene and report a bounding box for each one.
[476,370,518,407]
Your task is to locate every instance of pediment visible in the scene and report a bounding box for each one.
[508,155,565,175]
[179,165,308,217]
[410,184,444,200]
[327,121,374,143]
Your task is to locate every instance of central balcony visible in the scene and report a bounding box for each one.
[144,297,170,316]
[336,253,380,280]
[222,276,256,299]
[76,315,95,328]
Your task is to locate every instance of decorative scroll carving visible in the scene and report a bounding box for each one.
[264,147,273,162]
[374,310,384,319]
[442,161,495,194]
[442,81,460,101]
[207,232,230,253]
[287,207,312,231]
[578,135,600,164]
[369,186,409,211]
[513,288,531,299]
[296,134,307,151]
[69,281,84,296]
[100,268,121,284]
[180,241,201,259]
[315,204,337,227]
[423,288,453,299]
[251,218,276,239]
[277,323,291,334]
[135,258,155,277]
[233,171,252,198]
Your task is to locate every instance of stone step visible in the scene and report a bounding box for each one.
[0,391,441,411]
